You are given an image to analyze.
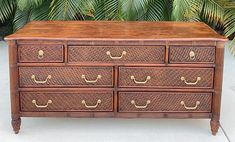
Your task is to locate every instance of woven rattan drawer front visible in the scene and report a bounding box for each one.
[19,67,113,87]
[68,46,165,63]
[119,67,214,88]
[118,92,212,112]
[169,46,215,63]
[20,91,113,112]
[18,44,64,62]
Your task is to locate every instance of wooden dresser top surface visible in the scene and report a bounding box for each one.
[5,21,227,41]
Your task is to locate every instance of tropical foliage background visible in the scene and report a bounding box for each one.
[0,0,235,54]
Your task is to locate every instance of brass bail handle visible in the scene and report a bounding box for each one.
[131,76,151,84]
[38,50,44,59]
[82,99,101,109]
[32,100,52,108]
[31,75,52,84]
[181,101,200,110]
[106,51,127,59]
[181,76,201,85]
[81,75,102,83]
[131,100,151,109]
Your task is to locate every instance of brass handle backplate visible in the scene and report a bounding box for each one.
[81,75,102,83]
[32,100,52,108]
[181,77,201,85]
[38,50,44,59]
[82,99,101,109]
[131,100,151,109]
[31,75,52,84]
[181,101,200,110]
[131,76,151,84]
[106,51,126,59]
[189,51,196,60]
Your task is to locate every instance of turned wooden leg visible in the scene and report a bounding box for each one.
[12,117,21,134]
[210,119,220,136]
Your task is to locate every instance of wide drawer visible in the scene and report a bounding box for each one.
[119,67,214,88]
[19,67,113,87]
[18,44,64,62]
[169,46,215,63]
[68,46,165,63]
[118,92,212,112]
[20,91,113,112]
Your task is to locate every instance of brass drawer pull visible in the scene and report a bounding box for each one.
[106,51,126,59]
[81,75,102,83]
[38,50,44,59]
[131,100,151,109]
[31,75,52,84]
[82,99,101,109]
[131,76,151,84]
[181,101,200,110]
[32,100,52,108]
[181,77,201,85]
[189,51,196,60]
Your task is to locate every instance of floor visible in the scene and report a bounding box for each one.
[0,41,234,142]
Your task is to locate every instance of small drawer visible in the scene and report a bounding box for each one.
[68,45,165,64]
[18,44,64,62]
[19,67,113,87]
[118,92,212,112]
[169,46,215,63]
[20,91,113,112]
[119,67,214,88]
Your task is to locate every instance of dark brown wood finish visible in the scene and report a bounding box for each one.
[5,21,227,135]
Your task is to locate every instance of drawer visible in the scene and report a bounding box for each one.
[18,44,64,62]
[68,46,165,63]
[169,46,215,63]
[119,67,214,88]
[118,92,212,112]
[19,67,113,87]
[20,91,113,112]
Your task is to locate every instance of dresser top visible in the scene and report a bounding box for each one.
[5,21,227,41]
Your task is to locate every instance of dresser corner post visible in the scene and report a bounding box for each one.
[210,41,225,135]
[8,40,21,134]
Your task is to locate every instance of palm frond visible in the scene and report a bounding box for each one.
[13,0,50,31]
[172,0,191,21]
[0,0,15,23]
[121,0,149,21]
[201,0,225,26]
[90,0,120,20]
[17,0,44,11]
[224,9,235,55]
[49,0,84,20]
[139,0,165,21]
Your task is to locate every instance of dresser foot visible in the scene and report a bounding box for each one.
[12,117,21,134]
[210,119,219,135]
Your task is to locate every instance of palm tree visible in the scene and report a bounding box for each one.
[0,0,235,54]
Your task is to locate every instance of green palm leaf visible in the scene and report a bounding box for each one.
[49,0,84,20]
[122,0,149,21]
[224,9,235,55]
[13,0,50,31]
[139,0,165,21]
[0,0,15,23]
[91,0,120,20]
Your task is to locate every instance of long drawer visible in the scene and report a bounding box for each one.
[20,91,114,112]
[68,45,165,63]
[19,67,113,87]
[119,67,214,88]
[118,92,212,112]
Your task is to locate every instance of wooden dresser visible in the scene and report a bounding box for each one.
[5,21,227,135]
